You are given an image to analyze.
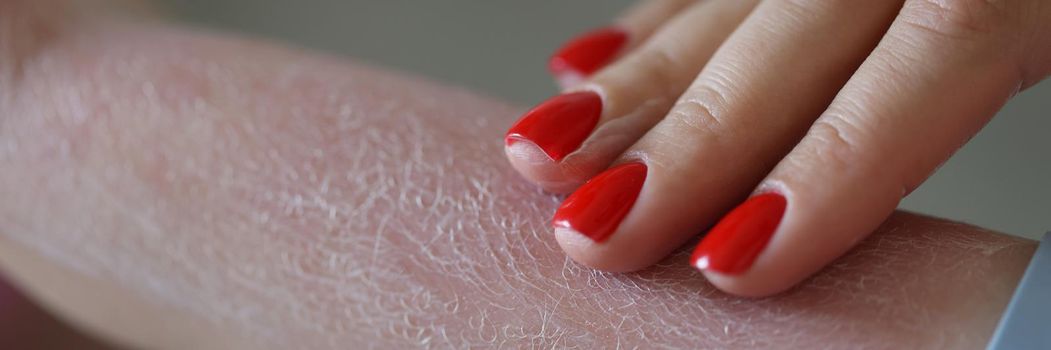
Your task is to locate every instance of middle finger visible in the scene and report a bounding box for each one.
[553,0,905,271]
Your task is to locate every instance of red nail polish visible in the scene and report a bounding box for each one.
[549,26,628,80]
[552,162,647,242]
[505,91,602,161]
[691,193,787,275]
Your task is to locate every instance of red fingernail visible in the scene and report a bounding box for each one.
[552,162,647,242]
[505,91,602,161]
[691,193,787,275]
[549,26,628,80]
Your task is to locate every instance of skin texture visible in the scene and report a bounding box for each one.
[510,0,1051,296]
[0,6,1040,349]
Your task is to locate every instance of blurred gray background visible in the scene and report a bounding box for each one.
[168,0,1049,239]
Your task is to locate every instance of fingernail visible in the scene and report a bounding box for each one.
[549,26,628,81]
[552,162,647,242]
[691,193,787,275]
[505,91,602,161]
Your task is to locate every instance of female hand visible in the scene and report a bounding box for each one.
[504,0,1051,296]
[0,6,1036,347]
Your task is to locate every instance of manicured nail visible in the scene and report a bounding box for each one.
[505,91,602,161]
[552,162,647,242]
[691,193,787,275]
[549,26,628,81]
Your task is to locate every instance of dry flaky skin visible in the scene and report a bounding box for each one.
[0,12,1038,350]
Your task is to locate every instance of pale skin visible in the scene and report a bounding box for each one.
[507,0,1051,296]
[0,3,1041,349]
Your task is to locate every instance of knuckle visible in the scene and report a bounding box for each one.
[667,79,733,134]
[804,114,868,171]
[807,114,914,199]
[899,0,1014,39]
[780,0,834,19]
[634,46,692,97]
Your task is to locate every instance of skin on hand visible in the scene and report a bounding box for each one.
[0,6,1040,350]
[508,0,1051,296]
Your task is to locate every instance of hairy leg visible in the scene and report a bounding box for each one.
[0,8,1036,350]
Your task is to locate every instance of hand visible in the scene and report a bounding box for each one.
[0,5,1038,348]
[504,0,1051,296]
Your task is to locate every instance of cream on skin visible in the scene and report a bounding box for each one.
[0,4,1039,349]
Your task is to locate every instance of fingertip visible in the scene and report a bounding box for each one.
[548,26,629,82]
[553,70,587,90]
[553,226,599,261]
[697,268,795,298]
[554,226,641,273]
[504,141,587,193]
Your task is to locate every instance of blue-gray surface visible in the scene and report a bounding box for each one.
[988,232,1051,350]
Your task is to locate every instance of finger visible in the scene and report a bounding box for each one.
[548,0,699,88]
[694,0,1047,296]
[551,0,904,272]
[507,0,757,193]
